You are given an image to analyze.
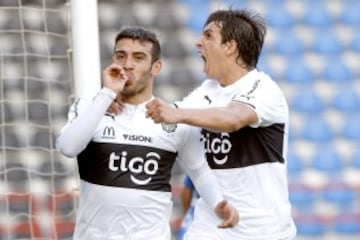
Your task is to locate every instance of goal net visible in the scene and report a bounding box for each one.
[0,0,84,239]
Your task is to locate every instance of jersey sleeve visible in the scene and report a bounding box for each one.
[177,125,223,209]
[232,74,288,128]
[56,88,116,157]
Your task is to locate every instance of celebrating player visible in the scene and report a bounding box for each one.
[56,27,238,240]
[145,9,297,240]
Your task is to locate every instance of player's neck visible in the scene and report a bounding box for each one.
[219,67,249,87]
[120,92,152,106]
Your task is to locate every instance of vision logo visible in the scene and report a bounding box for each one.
[123,134,152,143]
[202,132,232,165]
[102,126,115,139]
[108,151,159,185]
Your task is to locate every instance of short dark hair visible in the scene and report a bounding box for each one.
[204,9,266,69]
[114,27,161,63]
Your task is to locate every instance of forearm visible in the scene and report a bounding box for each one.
[57,88,116,157]
[187,164,223,210]
[180,189,192,213]
[177,107,241,132]
[188,163,240,228]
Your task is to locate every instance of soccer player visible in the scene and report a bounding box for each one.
[145,9,297,240]
[56,27,238,240]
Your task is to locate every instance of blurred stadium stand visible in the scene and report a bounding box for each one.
[0,0,359,239]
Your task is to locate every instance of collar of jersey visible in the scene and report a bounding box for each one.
[219,69,258,94]
[123,95,155,112]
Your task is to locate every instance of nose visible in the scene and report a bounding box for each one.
[122,57,134,71]
[195,37,202,49]
[112,56,134,70]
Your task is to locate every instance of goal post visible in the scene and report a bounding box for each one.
[0,0,100,239]
[71,0,101,98]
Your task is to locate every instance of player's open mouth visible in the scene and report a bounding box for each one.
[200,54,206,63]
[200,54,209,73]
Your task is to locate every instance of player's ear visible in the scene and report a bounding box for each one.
[151,59,162,76]
[224,40,237,57]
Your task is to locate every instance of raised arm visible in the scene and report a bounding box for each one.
[56,88,116,157]
[146,97,257,133]
[56,63,128,157]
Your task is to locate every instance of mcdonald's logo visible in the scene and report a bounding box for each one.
[102,126,115,139]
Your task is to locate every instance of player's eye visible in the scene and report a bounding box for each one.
[134,54,146,61]
[204,32,212,38]
[117,54,125,59]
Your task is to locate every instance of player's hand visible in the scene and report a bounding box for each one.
[103,63,128,93]
[107,97,125,115]
[215,200,239,228]
[145,97,181,124]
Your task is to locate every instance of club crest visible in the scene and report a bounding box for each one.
[161,123,177,133]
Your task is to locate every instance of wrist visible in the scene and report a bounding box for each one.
[100,87,117,100]
[175,108,185,123]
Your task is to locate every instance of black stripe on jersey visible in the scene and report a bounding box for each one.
[77,141,178,192]
[201,123,285,169]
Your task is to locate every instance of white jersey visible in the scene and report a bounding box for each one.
[177,69,297,240]
[57,89,222,240]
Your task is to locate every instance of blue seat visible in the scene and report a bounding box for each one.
[321,183,356,207]
[301,117,334,142]
[350,31,360,52]
[341,2,360,25]
[295,214,327,236]
[257,57,276,79]
[184,4,210,34]
[283,60,315,84]
[351,149,360,169]
[311,148,343,174]
[287,151,305,175]
[333,213,360,235]
[266,6,295,29]
[273,32,304,56]
[220,0,249,7]
[341,115,360,141]
[322,59,353,83]
[288,183,316,208]
[291,90,324,114]
[331,88,360,112]
[312,31,342,55]
[302,2,332,28]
